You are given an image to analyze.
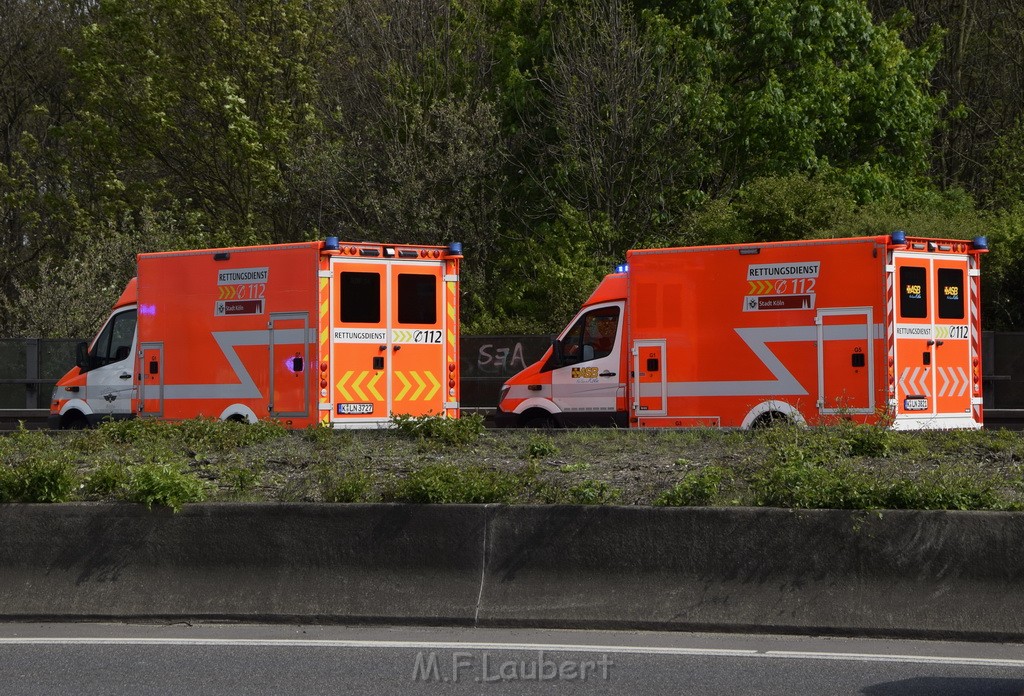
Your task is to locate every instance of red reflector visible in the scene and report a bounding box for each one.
[448,363,456,372]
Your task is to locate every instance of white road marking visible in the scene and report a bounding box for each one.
[0,638,1021,668]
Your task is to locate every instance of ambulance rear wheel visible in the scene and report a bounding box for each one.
[751,411,790,429]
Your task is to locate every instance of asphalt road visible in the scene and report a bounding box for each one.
[1,623,1022,695]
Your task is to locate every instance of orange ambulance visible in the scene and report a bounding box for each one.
[495,233,987,430]
[49,238,462,428]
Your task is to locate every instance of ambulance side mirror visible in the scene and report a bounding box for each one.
[551,338,564,367]
[75,342,91,371]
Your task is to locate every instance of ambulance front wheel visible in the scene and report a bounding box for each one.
[61,412,89,430]
[522,410,558,428]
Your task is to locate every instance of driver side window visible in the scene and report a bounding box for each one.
[554,307,620,368]
[90,309,137,369]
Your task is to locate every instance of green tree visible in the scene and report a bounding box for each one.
[65,0,333,245]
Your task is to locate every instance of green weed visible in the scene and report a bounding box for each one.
[385,463,520,504]
[527,434,559,459]
[390,413,485,446]
[561,480,621,505]
[317,464,375,503]
[124,462,207,511]
[655,466,731,507]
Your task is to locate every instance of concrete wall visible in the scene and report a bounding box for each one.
[1,504,1022,640]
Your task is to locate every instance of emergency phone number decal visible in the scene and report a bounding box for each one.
[333,329,442,344]
[743,261,820,313]
[215,266,269,316]
[895,325,969,339]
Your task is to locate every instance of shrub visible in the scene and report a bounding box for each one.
[217,461,264,500]
[390,413,485,446]
[385,463,519,504]
[527,435,559,459]
[84,460,130,497]
[124,462,207,511]
[752,461,876,510]
[881,467,1002,510]
[0,427,79,503]
[317,465,374,503]
[655,466,730,507]
[0,457,79,503]
[838,423,891,458]
[562,480,621,505]
[96,417,288,452]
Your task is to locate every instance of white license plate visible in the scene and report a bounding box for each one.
[904,398,928,411]
[337,403,373,415]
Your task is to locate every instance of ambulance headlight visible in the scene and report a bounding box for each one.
[498,384,510,404]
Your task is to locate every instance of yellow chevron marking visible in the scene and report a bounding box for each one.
[320,326,330,346]
[395,371,411,401]
[351,371,368,400]
[336,371,354,401]
[410,371,426,400]
[367,371,383,401]
[447,329,456,347]
[425,371,440,400]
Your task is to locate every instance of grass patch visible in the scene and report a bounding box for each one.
[2,420,1024,509]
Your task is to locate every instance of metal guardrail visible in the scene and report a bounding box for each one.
[4,333,1023,429]
[0,335,552,429]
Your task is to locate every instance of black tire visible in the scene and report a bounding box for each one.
[62,413,89,430]
[523,413,557,429]
[751,411,789,429]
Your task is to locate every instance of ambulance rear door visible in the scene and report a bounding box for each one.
[329,258,447,424]
[892,252,979,428]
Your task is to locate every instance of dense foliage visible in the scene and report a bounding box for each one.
[2,0,1023,336]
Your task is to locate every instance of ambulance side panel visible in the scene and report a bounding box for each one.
[135,243,321,427]
[627,238,888,428]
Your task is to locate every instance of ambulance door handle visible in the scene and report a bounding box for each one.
[600,371,616,377]
[119,372,131,380]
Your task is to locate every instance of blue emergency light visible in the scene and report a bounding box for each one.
[614,264,629,274]
[973,236,988,250]
[891,230,907,245]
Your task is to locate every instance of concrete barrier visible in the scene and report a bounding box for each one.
[1,503,1022,640]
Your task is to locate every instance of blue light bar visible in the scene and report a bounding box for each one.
[447,241,463,255]
[973,236,988,250]
[891,230,907,245]
[324,236,340,250]
[614,264,629,274]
